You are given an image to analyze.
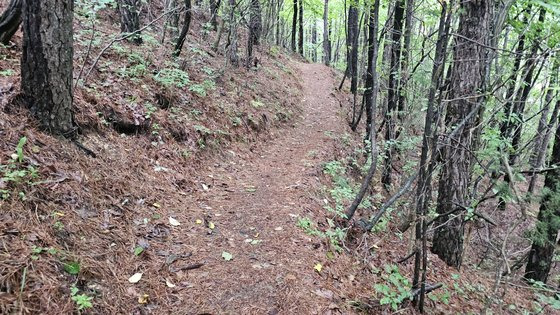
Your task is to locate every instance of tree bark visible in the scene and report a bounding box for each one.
[226,0,239,66]
[209,0,221,30]
[173,0,192,57]
[117,0,142,44]
[322,0,331,65]
[21,0,75,136]
[246,0,262,68]
[291,0,297,52]
[381,0,405,189]
[297,0,303,56]
[0,0,22,45]
[431,0,492,268]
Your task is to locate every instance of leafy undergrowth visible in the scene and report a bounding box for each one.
[297,101,555,314]
[0,5,302,314]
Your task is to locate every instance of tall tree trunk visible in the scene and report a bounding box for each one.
[347,2,359,95]
[412,1,453,311]
[0,0,22,45]
[345,0,380,221]
[246,0,262,68]
[173,0,192,56]
[226,0,239,66]
[297,0,303,55]
[291,0,297,52]
[396,0,414,121]
[381,0,405,189]
[431,0,492,268]
[525,112,560,283]
[276,0,283,46]
[117,0,142,44]
[209,0,221,30]
[322,0,331,65]
[311,21,317,62]
[21,0,75,136]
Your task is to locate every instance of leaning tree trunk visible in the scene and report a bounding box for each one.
[322,0,331,65]
[431,0,492,268]
[525,113,560,283]
[0,0,22,45]
[173,0,192,56]
[21,0,75,136]
[117,0,142,44]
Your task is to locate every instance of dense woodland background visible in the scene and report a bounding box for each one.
[2,0,560,313]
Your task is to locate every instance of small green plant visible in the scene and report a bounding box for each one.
[373,264,412,311]
[70,286,93,311]
[144,103,157,119]
[189,79,216,97]
[154,68,190,88]
[296,217,323,237]
[1,137,39,200]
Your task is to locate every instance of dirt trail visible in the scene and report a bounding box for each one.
[181,63,347,314]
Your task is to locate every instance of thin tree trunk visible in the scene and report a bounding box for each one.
[412,1,452,311]
[322,0,331,65]
[291,0,297,51]
[381,0,405,189]
[173,0,192,57]
[297,0,303,55]
[21,0,75,136]
[345,0,381,221]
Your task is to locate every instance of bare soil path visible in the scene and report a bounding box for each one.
[181,63,347,314]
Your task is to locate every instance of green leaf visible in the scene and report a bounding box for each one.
[63,262,81,275]
[222,251,233,261]
[133,246,144,256]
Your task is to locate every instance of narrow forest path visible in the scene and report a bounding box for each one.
[182,63,348,314]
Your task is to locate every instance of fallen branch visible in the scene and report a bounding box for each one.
[363,172,418,231]
[411,283,442,298]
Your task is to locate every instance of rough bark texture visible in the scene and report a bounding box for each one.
[322,0,331,65]
[347,3,359,95]
[0,0,22,45]
[173,0,192,56]
[431,0,492,268]
[226,0,238,66]
[21,0,75,136]
[246,0,262,68]
[525,117,560,283]
[117,0,142,44]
